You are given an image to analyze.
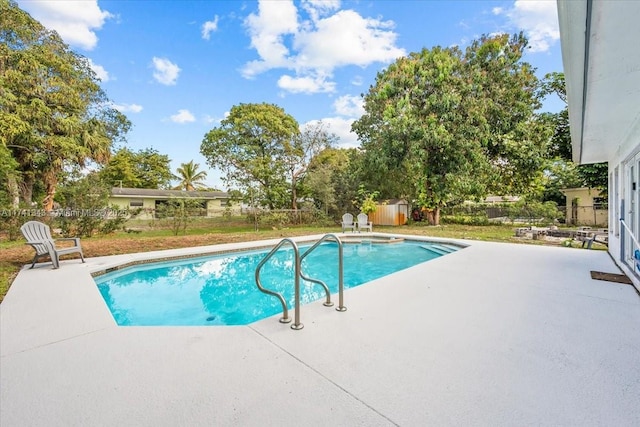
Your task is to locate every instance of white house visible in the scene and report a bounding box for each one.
[558,1,640,290]
[109,187,234,219]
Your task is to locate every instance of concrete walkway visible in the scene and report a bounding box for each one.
[1,235,639,426]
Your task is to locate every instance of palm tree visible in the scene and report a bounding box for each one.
[174,160,208,191]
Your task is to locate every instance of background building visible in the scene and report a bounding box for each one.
[109,188,234,219]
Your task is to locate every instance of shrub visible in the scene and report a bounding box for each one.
[506,200,562,224]
[156,198,204,235]
[441,214,490,225]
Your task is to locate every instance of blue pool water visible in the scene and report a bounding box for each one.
[94,240,459,326]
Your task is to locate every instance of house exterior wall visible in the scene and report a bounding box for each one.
[561,188,608,226]
[108,197,156,219]
[558,1,640,291]
[606,142,640,287]
[108,197,239,219]
[206,200,240,216]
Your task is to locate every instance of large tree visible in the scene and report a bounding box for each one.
[285,121,336,210]
[352,33,550,224]
[0,0,130,210]
[200,103,300,209]
[302,147,347,215]
[99,147,173,189]
[174,160,208,191]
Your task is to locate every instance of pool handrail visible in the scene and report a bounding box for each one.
[254,238,303,329]
[300,233,347,312]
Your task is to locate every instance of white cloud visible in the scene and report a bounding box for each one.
[88,59,109,82]
[170,109,196,124]
[242,1,405,94]
[300,0,340,22]
[297,94,365,148]
[202,16,219,40]
[350,75,364,86]
[333,95,364,118]
[203,114,223,125]
[17,0,112,50]
[152,57,181,85]
[304,117,359,148]
[243,0,299,78]
[112,103,143,113]
[496,0,559,53]
[294,10,405,69]
[278,74,335,93]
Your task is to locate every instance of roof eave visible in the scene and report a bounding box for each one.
[557,0,589,164]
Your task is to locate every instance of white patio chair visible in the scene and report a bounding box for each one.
[20,221,85,269]
[357,213,373,233]
[341,213,356,233]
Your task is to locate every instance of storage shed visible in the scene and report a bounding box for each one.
[369,199,409,226]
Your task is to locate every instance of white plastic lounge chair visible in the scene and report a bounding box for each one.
[357,213,373,233]
[20,221,85,269]
[341,213,356,233]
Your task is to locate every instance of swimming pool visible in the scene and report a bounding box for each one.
[94,239,461,326]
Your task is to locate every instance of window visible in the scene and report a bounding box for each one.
[593,197,608,210]
[614,166,619,236]
[129,199,143,207]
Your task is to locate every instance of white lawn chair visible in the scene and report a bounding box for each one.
[20,221,85,269]
[357,213,372,233]
[341,213,356,233]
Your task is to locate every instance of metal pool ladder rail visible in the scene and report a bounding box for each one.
[300,233,347,314]
[254,234,347,331]
[255,238,303,329]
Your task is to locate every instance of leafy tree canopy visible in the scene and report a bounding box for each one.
[200,103,300,209]
[352,33,550,224]
[99,147,173,189]
[539,72,608,201]
[174,160,208,191]
[285,120,337,209]
[302,147,356,216]
[0,0,130,209]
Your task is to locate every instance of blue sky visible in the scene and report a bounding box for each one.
[16,0,563,190]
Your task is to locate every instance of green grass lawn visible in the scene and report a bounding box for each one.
[0,220,595,302]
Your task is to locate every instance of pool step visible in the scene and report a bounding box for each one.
[419,244,458,256]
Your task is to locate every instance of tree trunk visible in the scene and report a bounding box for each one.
[291,176,298,210]
[7,176,20,208]
[290,167,303,211]
[19,175,34,206]
[425,206,441,225]
[42,170,57,211]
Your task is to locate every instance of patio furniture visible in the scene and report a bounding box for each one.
[583,229,609,249]
[20,221,85,269]
[357,213,373,233]
[341,213,356,233]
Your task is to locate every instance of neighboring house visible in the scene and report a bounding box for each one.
[483,195,520,204]
[561,187,608,226]
[109,187,235,219]
[558,1,640,290]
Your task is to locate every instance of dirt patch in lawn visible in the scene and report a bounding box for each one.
[1,230,323,266]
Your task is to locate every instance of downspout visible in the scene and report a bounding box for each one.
[578,0,593,164]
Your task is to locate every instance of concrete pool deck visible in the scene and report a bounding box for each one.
[1,234,639,426]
